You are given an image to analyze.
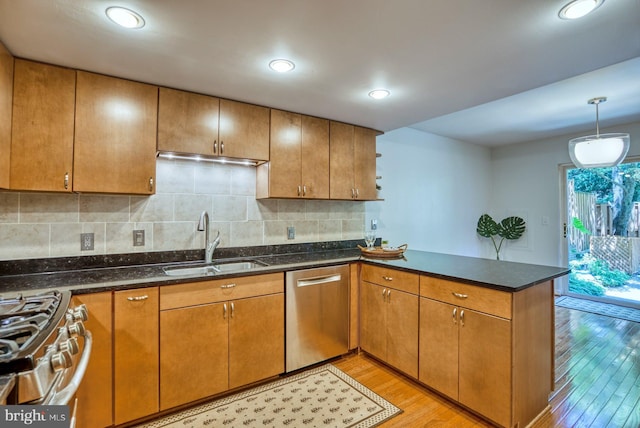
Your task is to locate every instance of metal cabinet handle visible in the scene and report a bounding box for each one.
[127,295,148,302]
[452,292,468,299]
[460,309,465,326]
[223,303,227,319]
[220,283,236,289]
[297,185,302,196]
[355,188,359,198]
[387,289,391,302]
[64,172,69,190]
[230,302,235,318]
[148,177,154,192]
[213,140,218,154]
[453,307,457,324]
[220,141,224,154]
[303,185,307,196]
[382,288,387,300]
[382,276,393,281]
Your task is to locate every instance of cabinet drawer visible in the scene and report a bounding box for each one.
[361,264,419,295]
[160,273,284,310]
[420,276,512,319]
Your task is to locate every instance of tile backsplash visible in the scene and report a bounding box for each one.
[0,158,366,261]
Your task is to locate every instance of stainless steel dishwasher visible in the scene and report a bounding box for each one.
[285,264,350,372]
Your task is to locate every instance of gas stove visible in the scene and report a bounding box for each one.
[0,290,91,406]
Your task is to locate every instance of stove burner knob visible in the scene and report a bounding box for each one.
[58,337,80,355]
[67,321,86,337]
[67,304,88,322]
[50,351,72,371]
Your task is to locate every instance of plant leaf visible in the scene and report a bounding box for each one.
[497,216,526,240]
[572,217,592,235]
[477,214,499,238]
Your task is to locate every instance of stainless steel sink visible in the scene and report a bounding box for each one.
[163,259,268,277]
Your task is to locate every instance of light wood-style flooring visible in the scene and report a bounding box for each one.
[333,305,640,427]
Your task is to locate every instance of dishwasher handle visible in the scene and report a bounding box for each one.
[297,274,342,287]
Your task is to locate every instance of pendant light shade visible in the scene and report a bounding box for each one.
[568,97,630,169]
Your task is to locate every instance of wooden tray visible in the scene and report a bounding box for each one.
[358,244,407,258]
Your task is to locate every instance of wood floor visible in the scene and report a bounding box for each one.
[333,305,640,428]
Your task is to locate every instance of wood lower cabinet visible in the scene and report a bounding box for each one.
[329,122,377,200]
[360,265,419,377]
[256,109,329,199]
[0,41,13,189]
[159,273,284,410]
[10,60,75,192]
[72,292,113,428]
[420,297,511,427]
[113,287,159,425]
[74,71,158,194]
[419,275,553,428]
[158,87,270,162]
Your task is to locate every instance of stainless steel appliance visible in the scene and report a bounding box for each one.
[0,290,91,413]
[286,265,349,372]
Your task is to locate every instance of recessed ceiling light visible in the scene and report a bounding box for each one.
[368,89,390,100]
[105,6,146,29]
[269,59,295,73]
[558,0,604,20]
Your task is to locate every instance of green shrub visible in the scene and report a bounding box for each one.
[588,259,630,288]
[568,274,605,296]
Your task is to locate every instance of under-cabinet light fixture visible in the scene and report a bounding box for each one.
[157,152,259,166]
[105,6,146,29]
[368,89,390,100]
[558,0,604,20]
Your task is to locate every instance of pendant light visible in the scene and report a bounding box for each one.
[568,97,630,169]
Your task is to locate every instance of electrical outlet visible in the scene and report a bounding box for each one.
[287,226,295,240]
[80,233,94,251]
[133,230,145,246]
[371,219,378,230]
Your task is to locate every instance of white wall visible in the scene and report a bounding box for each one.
[367,127,492,257]
[490,120,640,266]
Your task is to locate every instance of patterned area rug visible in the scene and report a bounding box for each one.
[556,296,640,323]
[137,364,402,428]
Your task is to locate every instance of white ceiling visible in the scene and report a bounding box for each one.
[0,0,638,147]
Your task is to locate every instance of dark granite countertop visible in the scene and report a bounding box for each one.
[0,242,569,296]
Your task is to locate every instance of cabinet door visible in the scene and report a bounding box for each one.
[268,109,302,197]
[114,288,159,425]
[74,71,157,194]
[459,309,512,428]
[301,115,329,199]
[0,41,13,189]
[160,302,228,410]
[419,298,459,400]
[353,126,377,200]
[157,87,219,155]
[386,288,419,378]
[329,121,355,199]
[73,292,113,428]
[359,281,387,360]
[219,99,269,161]
[229,293,284,388]
[11,60,75,192]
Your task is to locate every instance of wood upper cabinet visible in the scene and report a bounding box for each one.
[256,109,329,199]
[329,122,377,200]
[159,273,284,410]
[72,292,113,428]
[74,71,158,194]
[113,287,159,425]
[360,265,419,378]
[158,87,270,161]
[0,41,13,189]
[10,60,75,192]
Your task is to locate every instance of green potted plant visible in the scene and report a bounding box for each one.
[476,214,526,260]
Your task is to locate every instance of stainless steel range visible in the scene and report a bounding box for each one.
[0,290,91,411]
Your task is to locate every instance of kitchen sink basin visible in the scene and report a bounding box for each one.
[163,259,268,277]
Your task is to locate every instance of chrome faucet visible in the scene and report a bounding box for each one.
[197,211,220,264]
